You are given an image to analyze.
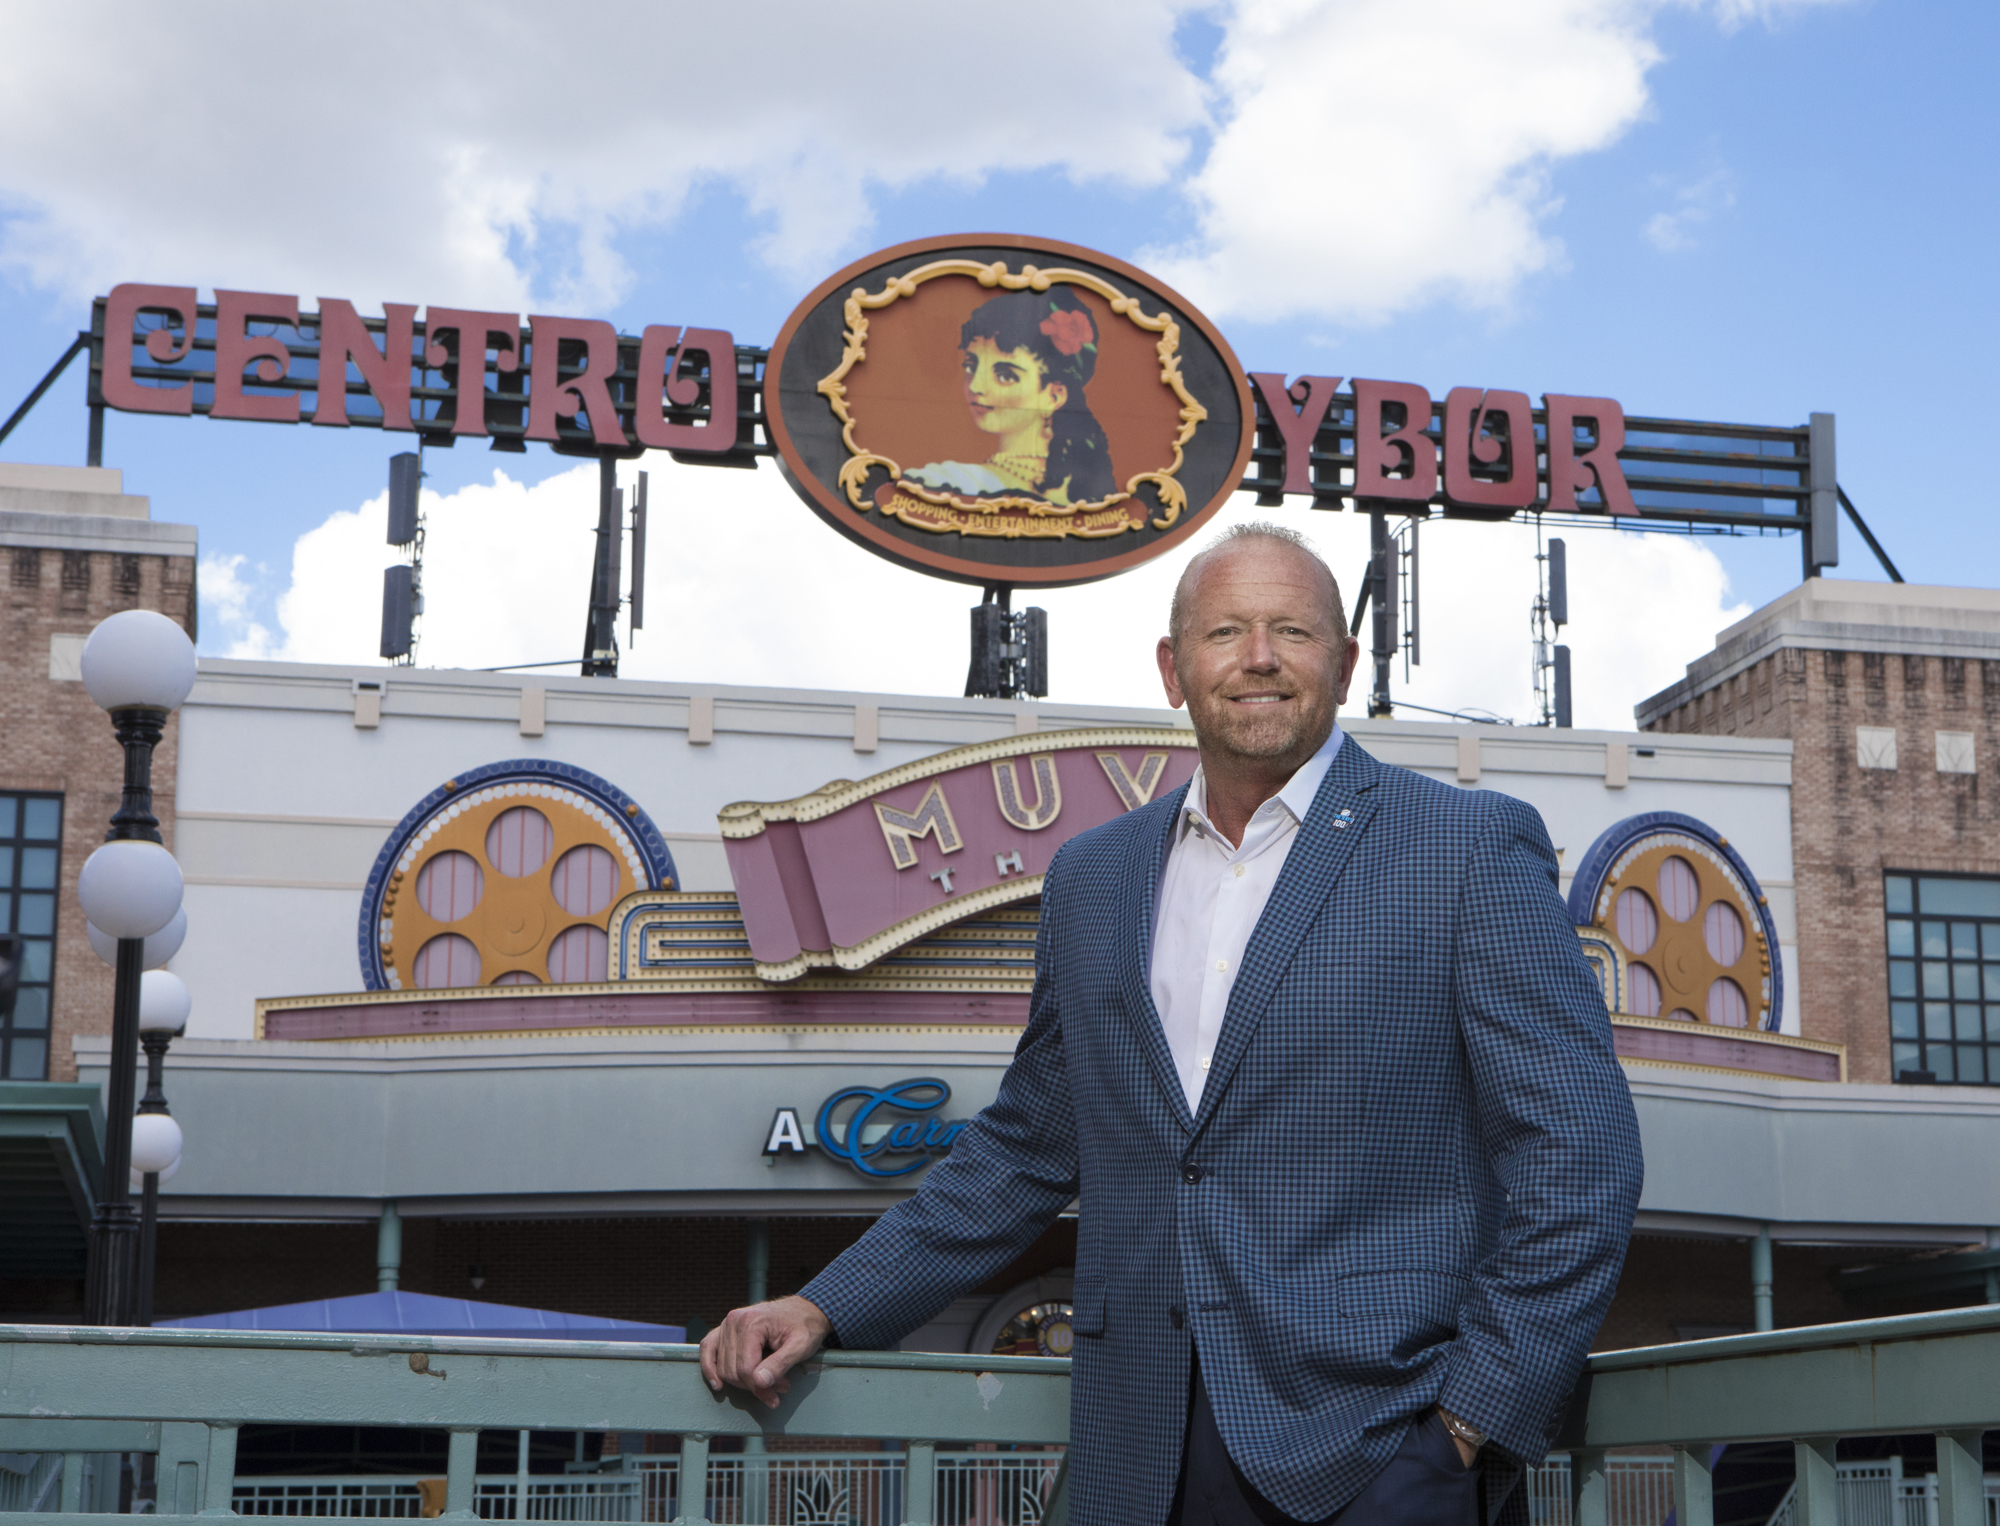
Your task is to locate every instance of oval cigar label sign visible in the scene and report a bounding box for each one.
[764,233,1255,587]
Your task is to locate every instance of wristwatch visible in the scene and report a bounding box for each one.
[1437,1408,1488,1452]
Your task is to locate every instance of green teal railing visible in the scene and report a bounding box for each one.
[0,1303,1995,1525]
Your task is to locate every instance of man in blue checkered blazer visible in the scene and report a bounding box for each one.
[704,525,1643,1525]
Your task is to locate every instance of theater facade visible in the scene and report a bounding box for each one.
[0,471,1992,1360]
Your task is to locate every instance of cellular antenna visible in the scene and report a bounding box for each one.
[628,471,648,642]
[380,450,424,663]
[964,586,1048,701]
[1533,532,1570,727]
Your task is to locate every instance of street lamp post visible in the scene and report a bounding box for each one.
[75,610,196,1327]
[133,970,190,1326]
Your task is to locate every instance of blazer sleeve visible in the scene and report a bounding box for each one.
[1435,792,1644,1463]
[798,852,1082,1350]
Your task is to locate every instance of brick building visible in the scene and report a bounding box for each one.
[0,464,196,1081]
[1636,580,2000,1083]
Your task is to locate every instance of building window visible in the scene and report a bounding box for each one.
[1,793,64,1080]
[1886,873,2000,1085]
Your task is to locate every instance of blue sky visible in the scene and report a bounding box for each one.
[0,0,1989,724]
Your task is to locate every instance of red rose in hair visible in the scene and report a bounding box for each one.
[1039,307,1094,358]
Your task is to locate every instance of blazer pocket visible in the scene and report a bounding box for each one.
[1336,1268,1471,1332]
[1069,1280,1106,1337]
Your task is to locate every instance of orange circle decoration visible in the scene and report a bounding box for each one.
[1569,814,1779,1031]
[764,234,1256,588]
[358,761,676,992]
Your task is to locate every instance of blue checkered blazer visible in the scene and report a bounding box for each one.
[803,738,1643,1525]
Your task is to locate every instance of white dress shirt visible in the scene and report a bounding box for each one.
[1150,727,1344,1114]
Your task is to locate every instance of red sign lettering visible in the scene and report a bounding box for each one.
[526,315,625,447]
[1248,373,1342,497]
[312,298,417,430]
[1544,394,1637,516]
[211,290,300,423]
[634,325,738,453]
[1352,379,1437,505]
[1441,387,1537,513]
[99,283,199,415]
[423,309,520,437]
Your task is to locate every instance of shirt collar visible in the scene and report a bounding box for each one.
[1181,723,1344,840]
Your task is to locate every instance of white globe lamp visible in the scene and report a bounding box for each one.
[88,907,187,970]
[79,609,198,714]
[76,840,183,940]
[132,1153,182,1192]
[138,971,191,1034]
[129,1113,184,1175]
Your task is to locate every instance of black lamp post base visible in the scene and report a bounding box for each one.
[84,1207,140,1327]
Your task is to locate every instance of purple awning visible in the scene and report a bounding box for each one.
[159,1289,684,1342]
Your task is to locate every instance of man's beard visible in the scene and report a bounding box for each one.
[1184,689,1336,764]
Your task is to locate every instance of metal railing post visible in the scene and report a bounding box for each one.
[1672,1445,1714,1526]
[675,1433,708,1526]
[200,1424,238,1516]
[1934,1430,1987,1526]
[442,1429,480,1519]
[901,1440,934,1526]
[1792,1438,1837,1525]
[1041,1452,1071,1526]
[516,1428,531,1521]
[1568,1447,1607,1526]
[59,1453,86,1513]
[1752,1226,1774,1333]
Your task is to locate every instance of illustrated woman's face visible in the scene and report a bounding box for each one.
[962,336,1067,437]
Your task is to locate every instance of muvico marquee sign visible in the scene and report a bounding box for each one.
[90,234,1839,587]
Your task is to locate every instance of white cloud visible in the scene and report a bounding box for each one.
[197,551,276,659]
[1644,168,1736,251]
[0,2,1206,311]
[217,454,1744,734]
[0,0,1850,327]
[1148,0,1849,324]
[1149,0,1659,324]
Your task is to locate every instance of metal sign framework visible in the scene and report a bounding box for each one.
[0,285,1907,701]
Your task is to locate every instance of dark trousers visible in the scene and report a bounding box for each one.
[1169,1361,1482,1526]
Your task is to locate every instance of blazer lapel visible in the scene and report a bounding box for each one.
[1119,781,1196,1135]
[1190,739,1385,1136]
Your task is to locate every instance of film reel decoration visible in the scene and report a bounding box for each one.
[357,760,676,992]
[1566,811,1782,1032]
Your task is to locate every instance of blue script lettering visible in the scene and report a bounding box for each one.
[815,1078,966,1179]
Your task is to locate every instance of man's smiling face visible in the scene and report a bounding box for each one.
[1156,536,1360,771]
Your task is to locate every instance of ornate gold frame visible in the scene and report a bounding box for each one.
[818,260,1207,537]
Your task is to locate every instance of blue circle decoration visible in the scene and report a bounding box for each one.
[1566,810,1782,1031]
[356,758,677,992]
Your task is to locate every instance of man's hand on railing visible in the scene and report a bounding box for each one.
[699,1295,834,1410]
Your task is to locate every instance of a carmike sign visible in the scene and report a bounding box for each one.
[765,1078,974,1181]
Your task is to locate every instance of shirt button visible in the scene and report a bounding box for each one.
[1215,959,1228,973]
[1199,1057,1210,1070]
[1233,864,1246,878]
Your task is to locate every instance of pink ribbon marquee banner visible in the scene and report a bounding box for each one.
[720,728,1198,981]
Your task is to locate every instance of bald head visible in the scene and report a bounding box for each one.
[1168,523,1346,649]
